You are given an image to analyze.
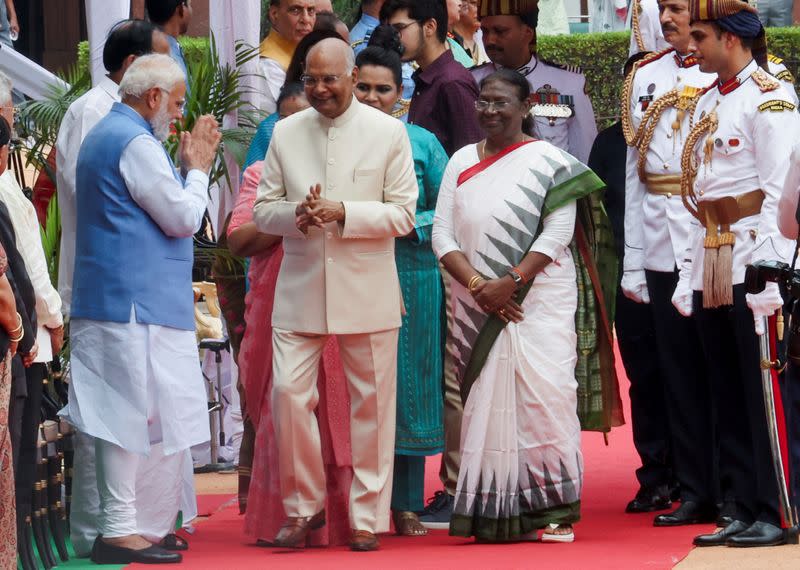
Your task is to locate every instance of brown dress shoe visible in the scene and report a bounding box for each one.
[392,511,428,536]
[273,510,326,548]
[350,530,379,551]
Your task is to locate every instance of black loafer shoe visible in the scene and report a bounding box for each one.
[653,501,717,527]
[727,521,786,547]
[693,520,749,546]
[625,486,672,513]
[91,538,182,564]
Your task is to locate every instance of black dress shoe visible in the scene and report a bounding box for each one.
[716,501,736,527]
[91,538,182,564]
[693,520,749,546]
[727,521,786,547]
[653,501,717,527]
[716,514,734,528]
[625,486,672,513]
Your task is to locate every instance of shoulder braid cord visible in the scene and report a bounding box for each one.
[635,89,702,181]
[632,0,646,53]
[621,60,642,146]
[621,49,670,147]
[679,107,736,308]
[679,107,718,222]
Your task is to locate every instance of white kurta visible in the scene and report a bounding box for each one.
[258,57,285,115]
[55,76,118,316]
[60,130,210,456]
[0,171,63,361]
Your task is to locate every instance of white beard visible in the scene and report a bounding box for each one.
[150,98,172,142]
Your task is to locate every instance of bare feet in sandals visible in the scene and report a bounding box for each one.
[393,511,428,536]
[541,524,574,543]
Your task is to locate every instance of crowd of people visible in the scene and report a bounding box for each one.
[1,0,800,566]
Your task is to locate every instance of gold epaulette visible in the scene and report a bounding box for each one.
[768,54,784,65]
[621,48,676,146]
[751,68,780,92]
[350,38,367,49]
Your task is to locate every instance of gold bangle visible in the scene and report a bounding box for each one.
[9,329,23,343]
[467,274,484,293]
[8,313,22,335]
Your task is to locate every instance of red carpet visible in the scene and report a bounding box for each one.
[132,352,711,569]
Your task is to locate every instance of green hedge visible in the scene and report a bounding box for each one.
[76,26,800,129]
[537,27,800,127]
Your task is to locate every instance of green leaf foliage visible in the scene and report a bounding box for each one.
[39,193,61,288]
[535,27,800,129]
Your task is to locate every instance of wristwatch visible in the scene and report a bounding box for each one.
[507,267,525,288]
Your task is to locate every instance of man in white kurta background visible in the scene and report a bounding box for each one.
[258,0,317,114]
[56,20,169,317]
[60,54,219,564]
[253,38,417,552]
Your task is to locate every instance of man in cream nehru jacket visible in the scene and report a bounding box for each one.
[253,37,417,552]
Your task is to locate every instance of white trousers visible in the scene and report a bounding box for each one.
[70,431,192,555]
[272,328,398,533]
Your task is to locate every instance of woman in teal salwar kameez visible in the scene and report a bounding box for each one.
[355,31,448,536]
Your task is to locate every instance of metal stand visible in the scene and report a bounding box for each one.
[196,338,234,473]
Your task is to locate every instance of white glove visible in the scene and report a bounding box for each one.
[746,282,783,336]
[621,269,650,304]
[671,269,693,317]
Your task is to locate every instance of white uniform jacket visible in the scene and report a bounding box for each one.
[685,60,800,291]
[624,49,715,274]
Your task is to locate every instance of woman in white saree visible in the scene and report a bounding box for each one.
[432,70,609,543]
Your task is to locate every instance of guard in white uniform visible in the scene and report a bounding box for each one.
[621,0,717,526]
[677,0,800,548]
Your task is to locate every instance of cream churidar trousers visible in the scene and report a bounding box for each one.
[272,327,398,533]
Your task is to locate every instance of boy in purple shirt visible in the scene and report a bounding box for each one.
[382,0,483,156]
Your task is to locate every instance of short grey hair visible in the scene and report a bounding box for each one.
[118,53,186,99]
[0,71,12,106]
[343,46,355,71]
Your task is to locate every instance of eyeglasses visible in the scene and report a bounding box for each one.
[474,100,511,112]
[391,21,420,34]
[300,74,342,87]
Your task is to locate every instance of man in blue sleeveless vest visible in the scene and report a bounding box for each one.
[59,53,221,565]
